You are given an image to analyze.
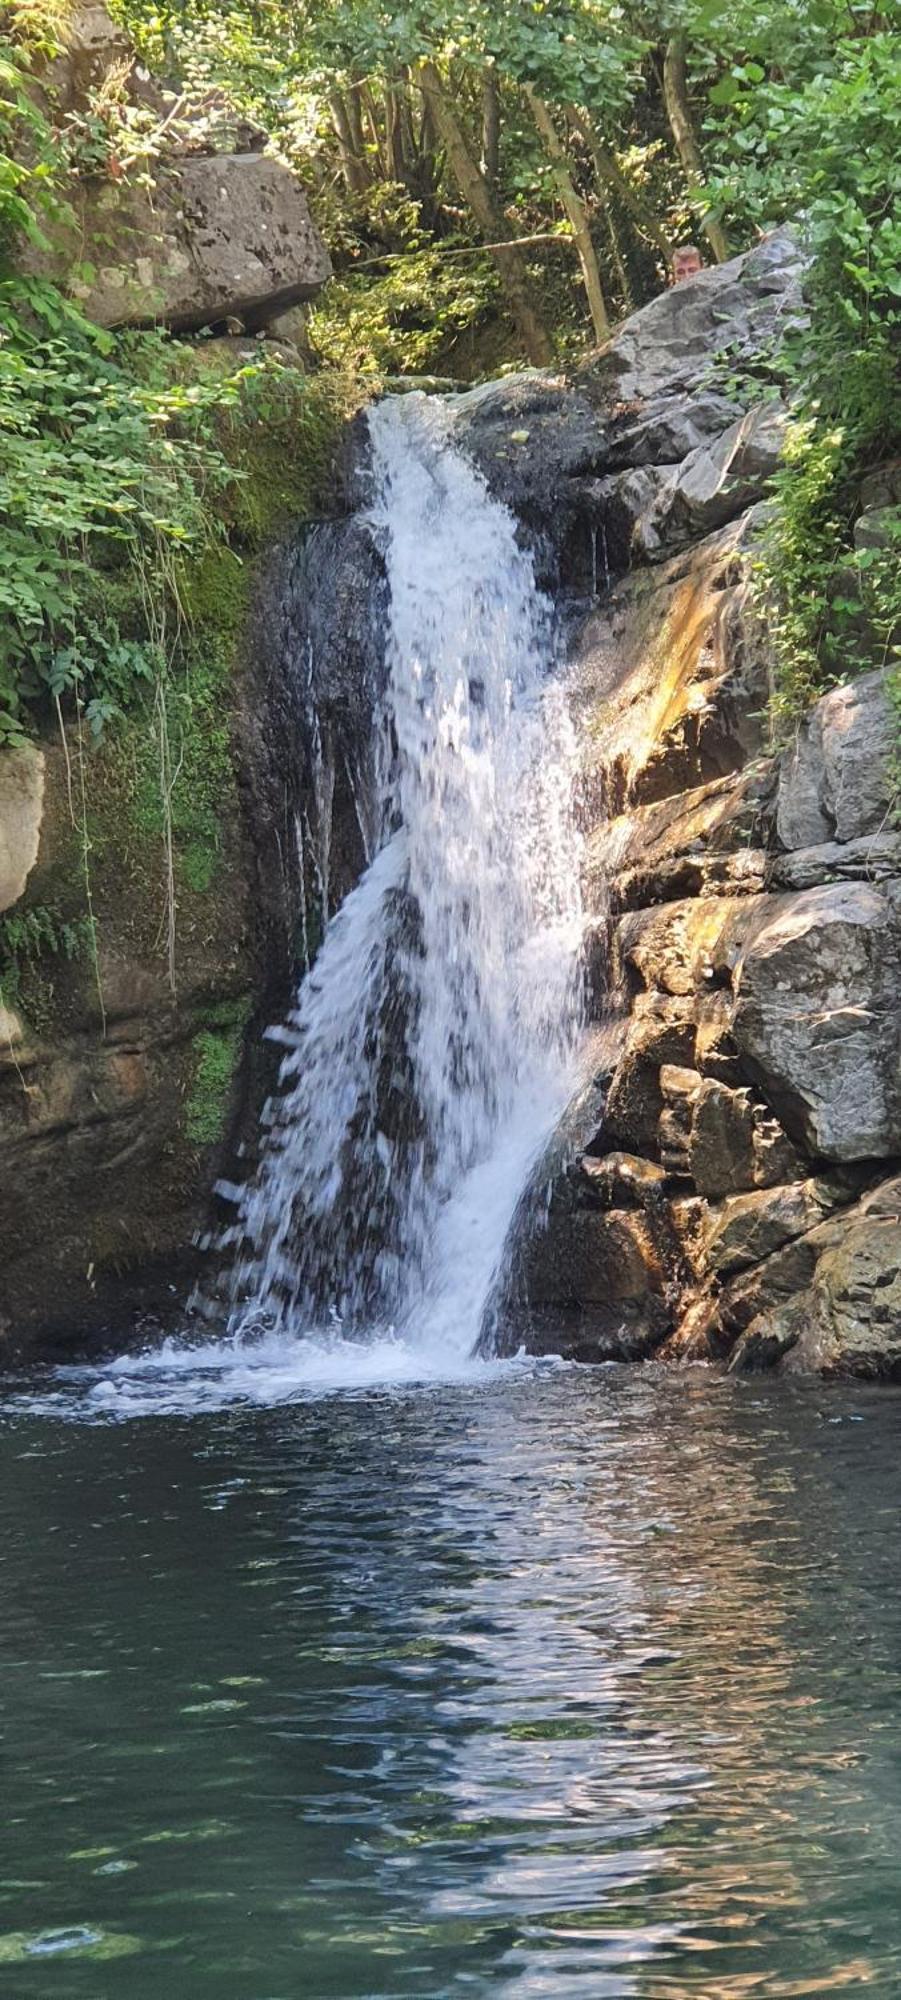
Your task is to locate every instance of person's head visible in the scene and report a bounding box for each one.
[672,244,703,284]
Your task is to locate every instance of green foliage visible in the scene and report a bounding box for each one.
[0,901,95,1021]
[0,903,93,968]
[185,999,251,1146]
[760,424,901,738]
[715,22,901,734]
[311,248,501,376]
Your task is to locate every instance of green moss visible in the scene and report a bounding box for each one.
[178,543,249,635]
[19,352,363,1016]
[185,997,252,1148]
[87,549,248,910]
[218,369,357,548]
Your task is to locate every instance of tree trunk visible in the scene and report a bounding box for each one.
[571,108,673,269]
[418,61,554,367]
[662,33,730,263]
[481,64,500,194]
[384,85,407,184]
[603,199,633,311]
[346,85,367,166]
[359,81,386,177]
[329,89,369,196]
[526,87,610,343]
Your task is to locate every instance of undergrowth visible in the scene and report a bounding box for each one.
[0,5,358,1010]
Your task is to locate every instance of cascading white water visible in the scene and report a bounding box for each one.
[228,392,586,1361]
[34,394,588,1415]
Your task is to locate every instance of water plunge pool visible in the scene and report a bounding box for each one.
[2,1362,901,1995]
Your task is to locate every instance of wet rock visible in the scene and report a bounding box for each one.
[730,1175,901,1376]
[602,1010,696,1153]
[524,1297,671,1363]
[572,516,770,831]
[519,1203,665,1307]
[614,892,749,997]
[729,1296,810,1371]
[776,669,894,850]
[704,1176,853,1278]
[447,375,604,583]
[691,1079,785,1196]
[577,1151,667,1207]
[0,746,45,914]
[657,1063,700,1173]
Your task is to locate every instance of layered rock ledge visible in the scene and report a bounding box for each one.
[464,232,900,1378]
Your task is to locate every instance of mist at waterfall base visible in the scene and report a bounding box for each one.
[35,394,588,1419]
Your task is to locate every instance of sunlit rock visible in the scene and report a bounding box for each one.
[0,746,44,915]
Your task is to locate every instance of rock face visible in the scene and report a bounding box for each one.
[480,234,901,1379]
[21,5,331,332]
[451,229,805,584]
[28,153,331,333]
[0,663,296,1354]
[776,670,894,849]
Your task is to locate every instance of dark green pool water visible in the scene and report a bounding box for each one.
[2,1364,901,1996]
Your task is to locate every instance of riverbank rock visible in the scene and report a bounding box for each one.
[487,239,901,1379]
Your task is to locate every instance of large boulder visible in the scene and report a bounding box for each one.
[633,402,787,558]
[704,1175,854,1278]
[776,669,894,850]
[730,1177,901,1377]
[449,230,803,584]
[582,230,806,408]
[20,2,332,333]
[24,152,331,333]
[732,881,901,1159]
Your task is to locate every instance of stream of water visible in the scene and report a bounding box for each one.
[224,390,585,1366]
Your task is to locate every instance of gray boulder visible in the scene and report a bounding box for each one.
[772,830,901,891]
[732,880,901,1159]
[581,229,806,408]
[25,152,331,332]
[731,1175,901,1376]
[776,669,894,849]
[626,401,786,557]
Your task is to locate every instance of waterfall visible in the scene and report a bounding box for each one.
[227,393,586,1360]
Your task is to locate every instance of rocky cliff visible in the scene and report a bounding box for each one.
[2,217,898,1374]
[0,4,338,1354]
[456,231,901,1378]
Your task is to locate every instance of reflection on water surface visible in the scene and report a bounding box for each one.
[1,1364,900,1996]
